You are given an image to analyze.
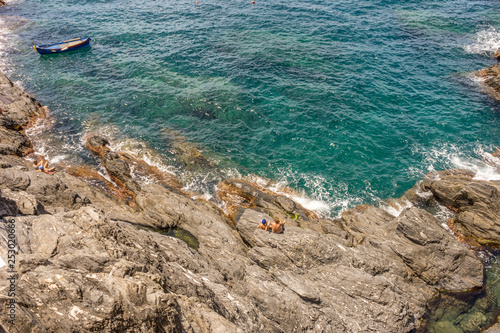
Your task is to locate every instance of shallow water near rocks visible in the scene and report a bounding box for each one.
[419,252,500,333]
[137,225,199,250]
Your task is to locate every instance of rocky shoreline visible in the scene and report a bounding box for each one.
[478,47,500,102]
[0,61,499,332]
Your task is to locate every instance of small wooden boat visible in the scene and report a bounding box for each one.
[33,37,91,54]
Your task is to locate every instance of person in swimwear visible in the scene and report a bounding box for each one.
[271,217,286,233]
[257,219,271,231]
[34,158,56,174]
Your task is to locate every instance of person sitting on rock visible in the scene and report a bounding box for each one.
[34,158,56,174]
[257,219,271,231]
[271,218,286,233]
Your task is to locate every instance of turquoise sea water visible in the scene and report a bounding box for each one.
[1,0,500,216]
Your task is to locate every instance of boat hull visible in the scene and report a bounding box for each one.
[34,37,91,54]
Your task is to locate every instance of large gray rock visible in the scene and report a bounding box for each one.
[0,188,40,215]
[0,72,42,131]
[422,169,500,244]
[478,62,500,100]
[0,169,486,333]
[233,205,483,332]
[0,72,45,157]
[0,127,31,156]
[217,179,319,224]
[0,208,185,332]
[385,207,483,290]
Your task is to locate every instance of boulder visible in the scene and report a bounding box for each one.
[217,179,318,223]
[422,169,500,244]
[0,72,43,132]
[86,135,110,154]
[0,208,186,332]
[494,47,500,61]
[85,135,182,206]
[478,63,500,101]
[231,204,483,332]
[0,188,40,215]
[386,208,483,290]
[0,127,31,156]
[235,208,272,247]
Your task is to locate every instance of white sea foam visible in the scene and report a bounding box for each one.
[411,143,500,181]
[464,27,500,56]
[380,199,413,217]
[0,17,12,72]
[246,169,377,219]
[448,146,500,181]
[290,195,332,216]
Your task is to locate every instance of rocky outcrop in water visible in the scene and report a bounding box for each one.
[217,179,319,224]
[478,50,500,101]
[86,134,182,206]
[0,71,496,332]
[0,72,46,156]
[421,169,500,246]
[493,48,500,61]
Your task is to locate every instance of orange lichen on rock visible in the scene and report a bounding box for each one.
[85,134,184,208]
[62,164,136,206]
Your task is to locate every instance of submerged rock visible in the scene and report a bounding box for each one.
[161,128,221,173]
[458,311,488,333]
[431,321,464,333]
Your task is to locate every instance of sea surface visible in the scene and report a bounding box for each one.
[1,0,500,217]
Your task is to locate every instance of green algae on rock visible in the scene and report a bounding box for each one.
[136,225,199,250]
[419,254,500,333]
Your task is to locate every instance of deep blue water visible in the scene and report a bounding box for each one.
[1,0,500,216]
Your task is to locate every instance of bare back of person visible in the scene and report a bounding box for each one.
[34,157,56,174]
[271,218,286,233]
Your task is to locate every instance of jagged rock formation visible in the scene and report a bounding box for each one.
[494,47,500,61]
[217,179,319,224]
[421,169,500,246]
[0,71,495,332]
[478,49,500,101]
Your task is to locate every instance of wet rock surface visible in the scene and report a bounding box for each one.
[0,72,497,332]
[217,179,318,224]
[422,169,500,245]
[86,134,182,206]
[478,52,500,101]
[494,47,500,61]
